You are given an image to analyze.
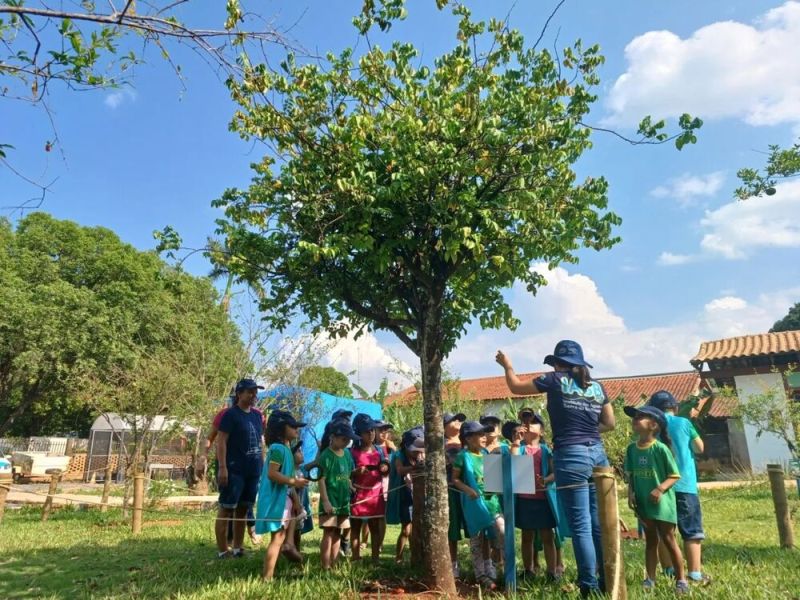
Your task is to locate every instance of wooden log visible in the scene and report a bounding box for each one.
[593,466,627,600]
[132,472,145,534]
[100,464,113,513]
[41,469,63,522]
[767,464,795,549]
[0,476,10,525]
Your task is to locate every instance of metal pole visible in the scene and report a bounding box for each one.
[593,466,627,600]
[767,464,794,549]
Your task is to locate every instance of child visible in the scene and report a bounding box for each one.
[516,418,560,581]
[444,412,467,578]
[648,390,711,585]
[451,420,505,590]
[362,420,395,546]
[318,420,357,570]
[480,415,503,453]
[386,427,424,562]
[623,405,688,594]
[289,441,313,554]
[350,414,388,563]
[255,410,309,580]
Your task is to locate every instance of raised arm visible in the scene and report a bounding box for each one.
[495,350,539,395]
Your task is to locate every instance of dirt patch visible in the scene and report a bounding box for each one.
[360,578,499,599]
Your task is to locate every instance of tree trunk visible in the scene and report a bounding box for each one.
[418,311,456,596]
[0,387,40,437]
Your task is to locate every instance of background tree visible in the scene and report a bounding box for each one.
[0,212,246,437]
[771,302,800,333]
[298,365,353,397]
[737,371,800,462]
[736,139,800,199]
[213,4,699,589]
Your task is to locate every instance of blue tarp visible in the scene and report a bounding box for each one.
[257,385,382,466]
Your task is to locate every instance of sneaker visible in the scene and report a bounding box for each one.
[485,560,497,581]
[546,571,562,583]
[676,580,690,594]
[452,562,460,579]
[642,578,655,591]
[688,573,712,586]
[231,548,245,558]
[518,569,536,581]
[217,550,232,559]
[663,567,676,578]
[479,575,497,591]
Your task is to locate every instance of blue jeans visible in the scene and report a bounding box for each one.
[553,443,609,593]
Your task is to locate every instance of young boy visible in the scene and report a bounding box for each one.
[318,421,357,569]
[648,391,711,585]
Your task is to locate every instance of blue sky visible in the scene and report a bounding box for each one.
[2,1,799,392]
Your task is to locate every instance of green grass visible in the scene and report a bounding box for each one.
[0,483,797,599]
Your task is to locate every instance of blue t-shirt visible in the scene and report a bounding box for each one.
[665,413,700,494]
[534,371,608,449]
[218,406,264,477]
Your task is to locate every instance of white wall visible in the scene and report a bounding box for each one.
[734,373,794,471]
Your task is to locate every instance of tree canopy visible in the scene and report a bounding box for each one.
[213,4,698,590]
[298,365,353,398]
[771,302,800,333]
[0,212,246,437]
[736,138,800,199]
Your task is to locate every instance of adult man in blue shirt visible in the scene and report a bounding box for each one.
[648,390,711,585]
[215,378,265,558]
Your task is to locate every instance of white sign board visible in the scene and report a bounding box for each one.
[484,453,536,495]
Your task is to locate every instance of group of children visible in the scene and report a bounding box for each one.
[252,390,710,594]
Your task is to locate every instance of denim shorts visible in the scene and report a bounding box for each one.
[676,492,705,540]
[218,471,259,509]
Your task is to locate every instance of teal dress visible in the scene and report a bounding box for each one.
[456,448,496,537]
[255,443,295,534]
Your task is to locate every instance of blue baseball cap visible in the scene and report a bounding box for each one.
[479,414,501,427]
[401,426,424,450]
[328,421,359,441]
[268,409,307,429]
[352,413,380,435]
[331,408,353,421]
[648,390,679,411]
[375,419,393,430]
[624,405,667,432]
[543,340,593,369]
[518,407,544,426]
[460,420,494,437]
[235,378,265,392]
[501,420,523,441]
[443,412,467,426]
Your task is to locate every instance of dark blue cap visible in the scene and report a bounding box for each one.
[443,412,467,426]
[501,420,523,441]
[353,413,379,435]
[328,421,359,440]
[235,378,265,393]
[544,340,593,369]
[460,420,494,437]
[648,390,679,411]
[479,414,501,426]
[624,405,667,432]
[331,408,353,421]
[518,407,544,426]
[268,409,306,429]
[375,419,393,430]
[401,426,424,450]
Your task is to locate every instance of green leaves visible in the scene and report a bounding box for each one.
[735,139,800,199]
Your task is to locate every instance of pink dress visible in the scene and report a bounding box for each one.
[350,446,386,519]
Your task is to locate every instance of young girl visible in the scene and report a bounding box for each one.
[362,420,395,547]
[350,414,387,562]
[289,441,313,554]
[386,427,424,563]
[451,420,504,590]
[255,410,309,580]
[517,418,560,581]
[318,421,357,570]
[624,405,687,594]
[444,412,467,578]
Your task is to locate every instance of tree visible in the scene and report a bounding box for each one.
[298,365,353,397]
[0,212,246,437]
[771,302,800,333]
[737,370,800,461]
[736,139,800,199]
[213,4,698,591]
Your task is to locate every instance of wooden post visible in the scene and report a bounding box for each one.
[0,476,10,525]
[767,464,795,549]
[41,469,62,522]
[132,471,145,534]
[410,465,426,567]
[100,464,113,513]
[593,467,627,600]
[65,437,75,457]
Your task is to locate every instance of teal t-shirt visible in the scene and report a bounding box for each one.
[624,440,680,524]
[453,450,501,516]
[665,414,700,494]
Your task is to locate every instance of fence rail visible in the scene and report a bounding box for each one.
[0,437,88,455]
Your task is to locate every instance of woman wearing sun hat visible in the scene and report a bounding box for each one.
[496,340,615,598]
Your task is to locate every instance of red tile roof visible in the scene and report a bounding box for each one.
[387,370,712,411]
[691,331,800,367]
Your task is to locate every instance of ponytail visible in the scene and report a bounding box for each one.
[658,426,673,450]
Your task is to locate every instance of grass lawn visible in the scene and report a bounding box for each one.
[0,482,797,599]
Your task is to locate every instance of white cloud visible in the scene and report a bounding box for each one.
[605,1,800,128]
[104,88,136,109]
[444,264,800,378]
[657,252,696,266]
[650,172,725,206]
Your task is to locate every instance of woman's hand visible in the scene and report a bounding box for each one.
[495,350,512,370]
